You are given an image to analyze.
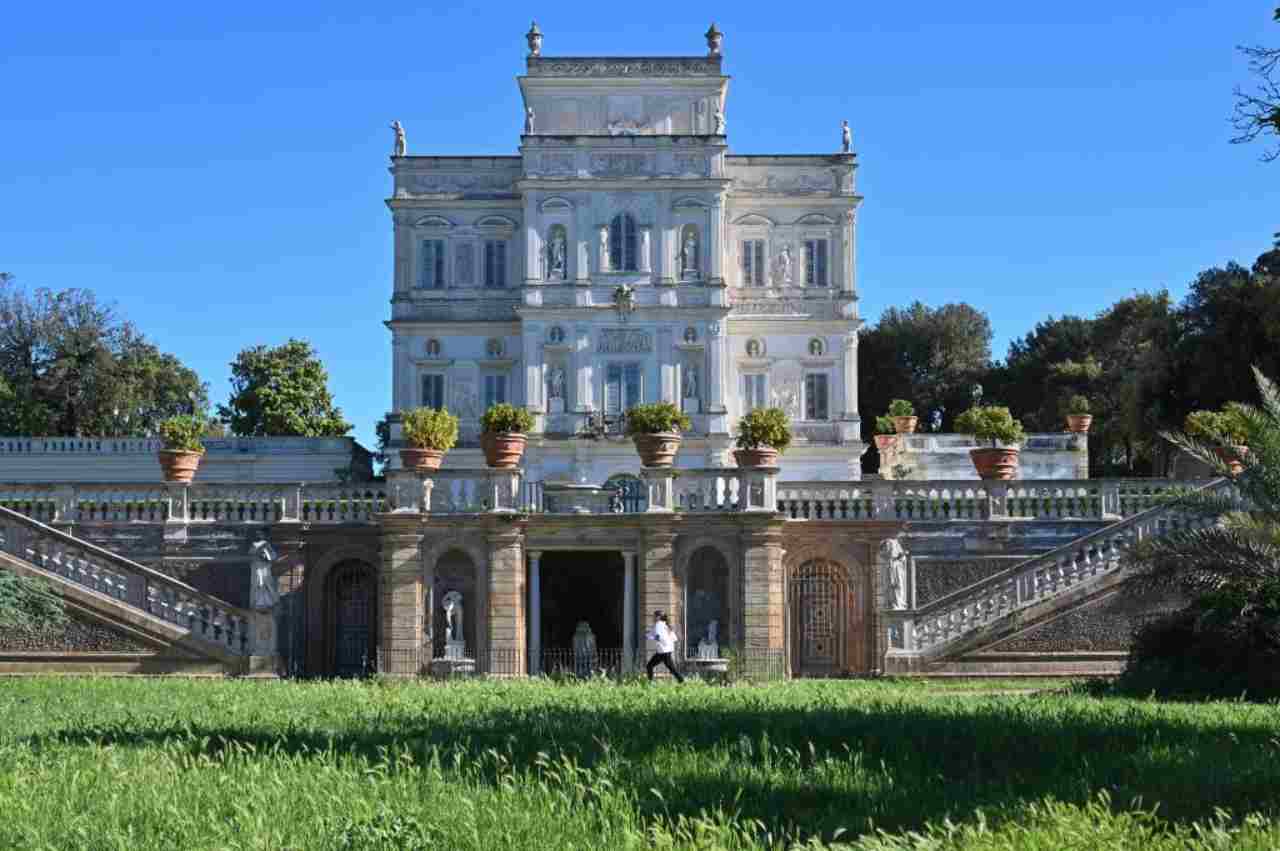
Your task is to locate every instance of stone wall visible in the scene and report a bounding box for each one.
[986,586,1184,653]
[0,608,151,652]
[880,433,1088,481]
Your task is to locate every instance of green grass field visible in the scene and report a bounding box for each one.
[1,677,1279,849]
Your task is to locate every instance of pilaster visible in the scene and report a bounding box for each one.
[740,517,786,657]
[485,519,527,675]
[707,195,725,285]
[378,513,425,677]
[524,194,540,285]
[841,331,859,420]
[639,522,679,662]
[573,324,593,412]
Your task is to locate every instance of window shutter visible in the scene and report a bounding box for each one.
[423,375,444,410]
[625,363,641,407]
[609,216,622,270]
[754,242,765,285]
[605,364,622,414]
[741,241,752,285]
[818,240,828,286]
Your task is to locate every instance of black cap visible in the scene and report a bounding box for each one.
[653,610,666,619]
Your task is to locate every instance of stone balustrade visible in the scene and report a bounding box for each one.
[0,505,260,656]
[881,478,1238,662]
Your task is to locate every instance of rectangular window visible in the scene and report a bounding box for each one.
[804,239,829,286]
[741,240,766,287]
[742,374,767,412]
[420,240,445,289]
[604,363,642,415]
[421,374,445,411]
[804,373,830,421]
[484,374,507,409]
[484,240,507,288]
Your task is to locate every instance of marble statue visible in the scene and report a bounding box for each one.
[713,108,725,135]
[777,244,793,284]
[442,590,464,644]
[684,366,699,399]
[248,538,279,610]
[524,106,536,135]
[549,367,566,400]
[598,226,610,270]
[682,232,698,274]
[705,22,723,57]
[698,619,720,659]
[879,539,909,610]
[390,121,407,157]
[707,620,718,645]
[746,339,761,358]
[971,383,984,405]
[549,231,567,279]
[841,120,851,153]
[931,408,944,432]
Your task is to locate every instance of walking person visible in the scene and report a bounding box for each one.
[645,610,685,683]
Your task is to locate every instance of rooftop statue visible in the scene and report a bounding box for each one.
[390,120,406,157]
[841,120,851,153]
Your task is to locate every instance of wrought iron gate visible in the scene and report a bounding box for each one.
[333,564,375,677]
[789,559,864,676]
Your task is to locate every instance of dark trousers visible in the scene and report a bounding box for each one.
[646,652,684,683]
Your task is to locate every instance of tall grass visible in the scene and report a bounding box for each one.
[0,677,1278,849]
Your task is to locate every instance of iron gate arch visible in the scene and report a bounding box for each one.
[329,561,377,677]
[789,559,866,677]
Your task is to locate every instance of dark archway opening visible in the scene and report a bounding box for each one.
[540,551,625,651]
[327,560,378,677]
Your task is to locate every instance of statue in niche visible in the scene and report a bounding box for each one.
[524,106,536,135]
[713,108,725,135]
[548,325,565,344]
[683,326,698,344]
[548,367,566,400]
[931,408,944,432]
[841,120,851,153]
[598,226,610,271]
[390,120,407,157]
[681,231,698,275]
[746,339,761,358]
[879,539,909,610]
[548,231,567,279]
[248,538,279,611]
[442,591,465,644]
[808,338,824,357]
[684,366,699,399]
[776,244,794,285]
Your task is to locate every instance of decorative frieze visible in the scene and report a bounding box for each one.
[526,58,722,77]
[596,329,653,353]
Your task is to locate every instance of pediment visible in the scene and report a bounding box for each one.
[731,213,776,227]
[672,196,712,210]
[539,197,574,212]
[475,215,519,228]
[413,215,455,228]
[793,213,837,225]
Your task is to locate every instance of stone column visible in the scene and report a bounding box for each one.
[740,518,786,666]
[639,524,679,671]
[622,550,637,671]
[639,226,653,276]
[706,318,728,434]
[842,209,856,293]
[485,520,526,676]
[378,514,425,677]
[573,325,593,413]
[841,332,859,419]
[524,194,540,285]
[657,327,675,403]
[528,550,542,674]
[707,197,725,285]
[658,214,676,285]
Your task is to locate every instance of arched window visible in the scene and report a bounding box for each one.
[680,224,700,279]
[609,213,638,271]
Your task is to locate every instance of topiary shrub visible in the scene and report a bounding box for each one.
[887,399,915,418]
[875,415,896,435]
[157,415,206,453]
[1066,395,1091,415]
[735,407,791,452]
[954,405,1026,447]
[480,403,534,435]
[1184,404,1249,445]
[401,408,458,451]
[624,402,691,436]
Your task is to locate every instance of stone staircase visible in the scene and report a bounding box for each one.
[0,505,272,676]
[883,479,1236,676]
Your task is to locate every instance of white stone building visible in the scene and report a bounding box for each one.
[386,26,863,486]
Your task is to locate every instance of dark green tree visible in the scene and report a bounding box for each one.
[990,314,1095,432]
[218,339,352,437]
[1231,6,1280,162]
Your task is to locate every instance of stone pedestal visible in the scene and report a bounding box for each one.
[548,397,565,415]
[641,468,676,513]
[736,467,779,513]
[682,397,702,414]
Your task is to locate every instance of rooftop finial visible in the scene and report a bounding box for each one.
[526,21,543,57]
[705,22,723,57]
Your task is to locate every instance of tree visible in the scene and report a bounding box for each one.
[990,314,1095,432]
[1231,6,1280,162]
[219,339,352,437]
[1120,367,1280,699]
[859,301,993,439]
[0,275,207,436]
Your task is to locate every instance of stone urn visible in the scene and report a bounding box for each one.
[633,433,682,468]
[1213,445,1248,475]
[400,448,445,472]
[874,434,898,454]
[969,447,1020,480]
[892,416,918,435]
[571,621,597,677]
[481,433,528,469]
[158,449,203,484]
[733,448,779,468]
[1066,414,1093,434]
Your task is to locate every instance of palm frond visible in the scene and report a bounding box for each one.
[1126,525,1280,595]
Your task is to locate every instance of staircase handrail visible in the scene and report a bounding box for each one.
[0,504,258,655]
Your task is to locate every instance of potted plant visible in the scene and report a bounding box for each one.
[625,402,691,468]
[955,405,1026,480]
[399,407,459,472]
[873,415,898,453]
[888,399,918,434]
[734,407,791,468]
[1065,395,1093,434]
[157,415,206,483]
[1185,405,1249,474]
[479,403,534,469]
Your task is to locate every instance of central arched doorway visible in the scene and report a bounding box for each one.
[328,561,377,676]
[789,559,866,677]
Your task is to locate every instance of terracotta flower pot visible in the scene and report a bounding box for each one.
[399,447,445,472]
[1066,414,1093,434]
[733,447,780,468]
[1213,445,1248,476]
[892,416,918,435]
[481,432,528,469]
[633,433,682,468]
[969,447,1020,480]
[874,434,898,453]
[157,449,203,483]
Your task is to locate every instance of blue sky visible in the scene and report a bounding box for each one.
[2,2,1277,449]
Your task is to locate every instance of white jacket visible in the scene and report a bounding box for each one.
[648,620,678,654]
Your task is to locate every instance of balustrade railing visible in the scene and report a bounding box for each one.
[0,504,259,656]
[883,478,1239,659]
